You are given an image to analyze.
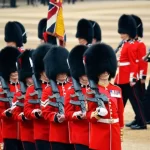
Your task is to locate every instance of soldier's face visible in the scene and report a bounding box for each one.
[10,71,18,81]
[25,77,33,86]
[79,75,89,85]
[78,38,87,45]
[56,73,67,82]
[99,72,110,80]
[40,72,49,82]
[120,34,129,40]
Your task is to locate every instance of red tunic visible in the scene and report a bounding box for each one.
[12,91,34,143]
[41,81,72,143]
[115,40,138,84]
[0,120,2,143]
[0,83,20,139]
[86,83,124,150]
[65,87,89,146]
[135,39,148,79]
[24,83,49,141]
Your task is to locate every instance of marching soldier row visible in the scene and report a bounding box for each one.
[0,12,149,150]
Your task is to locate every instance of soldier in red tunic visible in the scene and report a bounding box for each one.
[125,14,149,127]
[41,46,74,150]
[24,44,52,150]
[65,45,89,150]
[0,120,3,150]
[9,50,36,150]
[114,14,147,129]
[84,43,124,150]
[76,19,94,46]
[0,47,22,150]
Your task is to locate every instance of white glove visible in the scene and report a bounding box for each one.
[96,107,108,116]
[32,109,42,117]
[72,111,82,117]
[57,114,65,123]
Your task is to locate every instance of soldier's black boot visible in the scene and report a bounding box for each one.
[125,120,137,127]
[131,124,147,130]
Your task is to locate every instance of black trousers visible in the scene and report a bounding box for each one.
[75,144,89,150]
[117,83,146,126]
[136,80,146,100]
[142,80,150,121]
[4,139,23,150]
[68,0,76,4]
[22,141,36,150]
[51,142,74,150]
[10,0,16,7]
[35,140,51,150]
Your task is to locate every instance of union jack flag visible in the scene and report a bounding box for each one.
[46,0,66,46]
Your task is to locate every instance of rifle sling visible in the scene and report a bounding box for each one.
[70,100,80,105]
[28,99,40,104]
[16,102,24,107]
[0,98,11,102]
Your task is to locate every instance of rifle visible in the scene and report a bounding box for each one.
[86,80,108,110]
[48,79,64,115]
[28,57,42,104]
[143,48,150,62]
[0,76,14,107]
[115,40,124,54]
[70,77,86,113]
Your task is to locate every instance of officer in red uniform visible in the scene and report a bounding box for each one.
[84,43,124,150]
[89,20,102,44]
[114,14,147,129]
[65,45,89,150]
[125,14,149,126]
[41,46,74,150]
[0,120,3,150]
[76,18,94,46]
[38,18,47,43]
[0,47,22,150]
[9,50,36,150]
[14,21,27,52]
[4,21,23,49]
[24,44,52,150]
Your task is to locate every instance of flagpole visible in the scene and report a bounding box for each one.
[46,0,65,47]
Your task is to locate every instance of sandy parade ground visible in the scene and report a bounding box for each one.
[0,1,150,149]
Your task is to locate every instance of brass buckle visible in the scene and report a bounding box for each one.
[109,119,114,124]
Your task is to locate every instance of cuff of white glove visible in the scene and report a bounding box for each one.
[31,109,40,114]
[72,111,82,118]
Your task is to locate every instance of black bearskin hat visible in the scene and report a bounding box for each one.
[76,18,94,44]
[17,50,33,82]
[0,46,21,81]
[68,45,87,80]
[90,20,102,42]
[4,21,23,47]
[32,43,52,78]
[131,14,143,38]
[38,18,47,40]
[118,14,137,39]
[14,21,27,44]
[83,43,117,82]
[44,46,70,80]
